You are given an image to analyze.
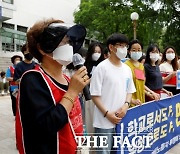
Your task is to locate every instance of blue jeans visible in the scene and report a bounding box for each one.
[94,127,116,154]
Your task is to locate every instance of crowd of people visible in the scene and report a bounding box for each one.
[1,18,180,154]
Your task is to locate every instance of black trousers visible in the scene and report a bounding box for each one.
[10,90,17,116]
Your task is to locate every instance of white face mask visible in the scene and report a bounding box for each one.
[53,44,73,66]
[92,53,101,61]
[130,51,142,61]
[166,53,175,61]
[150,53,159,62]
[116,47,127,59]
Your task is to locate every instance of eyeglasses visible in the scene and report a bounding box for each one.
[114,43,129,48]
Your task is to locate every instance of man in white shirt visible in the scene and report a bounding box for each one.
[90,33,136,153]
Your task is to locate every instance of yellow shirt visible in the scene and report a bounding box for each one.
[125,60,145,107]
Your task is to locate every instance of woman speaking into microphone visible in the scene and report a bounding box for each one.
[16,19,89,154]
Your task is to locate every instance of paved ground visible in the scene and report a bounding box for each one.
[0,95,17,154]
[0,95,179,154]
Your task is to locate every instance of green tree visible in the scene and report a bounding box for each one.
[74,0,180,53]
[159,0,180,53]
[74,0,131,43]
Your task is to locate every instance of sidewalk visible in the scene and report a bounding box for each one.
[0,95,179,154]
[0,95,17,154]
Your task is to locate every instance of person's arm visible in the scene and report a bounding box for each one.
[159,64,176,83]
[92,96,122,124]
[162,71,176,83]
[145,85,160,100]
[13,66,22,84]
[161,88,173,97]
[126,66,137,106]
[131,98,142,105]
[115,93,132,118]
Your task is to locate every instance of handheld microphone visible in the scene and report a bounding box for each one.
[73,53,91,101]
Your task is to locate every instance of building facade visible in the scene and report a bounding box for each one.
[0,0,80,54]
[0,0,80,71]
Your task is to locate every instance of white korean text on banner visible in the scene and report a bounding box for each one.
[115,94,180,154]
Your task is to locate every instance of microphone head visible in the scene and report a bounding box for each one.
[72,53,85,67]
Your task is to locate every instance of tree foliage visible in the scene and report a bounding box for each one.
[160,0,180,52]
[74,0,180,53]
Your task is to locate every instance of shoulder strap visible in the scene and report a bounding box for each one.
[125,60,133,68]
[139,63,144,70]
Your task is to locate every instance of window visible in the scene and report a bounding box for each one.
[16,44,23,52]
[2,43,14,52]
[15,39,26,52]
[17,25,28,33]
[2,22,14,29]
[2,0,14,4]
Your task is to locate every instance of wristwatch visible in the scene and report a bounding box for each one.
[125,101,130,107]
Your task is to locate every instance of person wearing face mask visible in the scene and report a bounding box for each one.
[125,40,160,107]
[6,55,22,116]
[90,33,136,153]
[13,44,36,84]
[159,46,180,95]
[144,44,173,101]
[15,19,89,154]
[84,42,104,78]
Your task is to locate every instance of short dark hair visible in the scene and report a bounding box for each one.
[0,71,5,77]
[104,47,109,55]
[128,39,143,51]
[106,33,128,50]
